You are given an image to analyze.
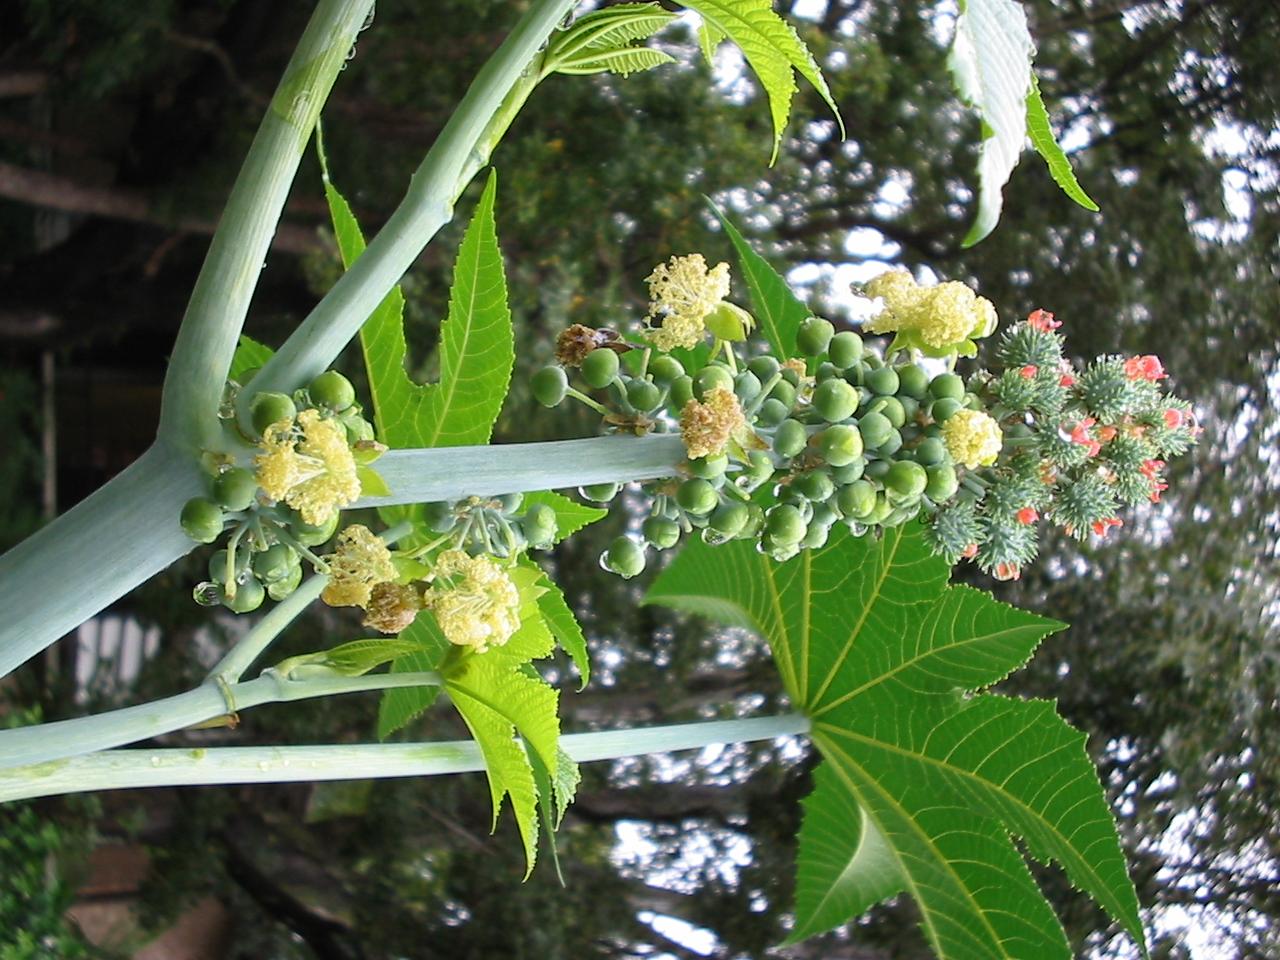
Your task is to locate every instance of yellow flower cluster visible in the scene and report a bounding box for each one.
[254,409,360,526]
[320,524,397,609]
[644,254,731,351]
[942,409,1004,469]
[863,270,997,354]
[680,387,747,460]
[424,550,521,653]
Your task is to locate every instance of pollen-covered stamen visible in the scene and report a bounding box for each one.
[321,524,397,609]
[680,387,747,460]
[942,409,1003,469]
[423,550,521,653]
[643,254,731,352]
[254,409,360,526]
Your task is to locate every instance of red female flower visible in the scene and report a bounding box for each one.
[1123,355,1167,382]
[1016,507,1039,525]
[1091,517,1123,537]
[1027,309,1061,332]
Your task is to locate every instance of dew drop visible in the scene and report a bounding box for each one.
[150,755,161,767]
[193,582,223,607]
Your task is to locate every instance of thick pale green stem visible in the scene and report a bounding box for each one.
[0,445,200,680]
[0,715,809,802]
[0,670,443,771]
[159,0,376,448]
[240,0,577,420]
[357,435,686,508]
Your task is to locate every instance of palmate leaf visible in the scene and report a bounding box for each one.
[646,524,1146,957]
[680,0,844,164]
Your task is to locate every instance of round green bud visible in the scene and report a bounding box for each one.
[796,316,836,357]
[744,450,776,488]
[687,454,729,480]
[857,411,894,449]
[250,392,297,436]
[882,503,921,527]
[765,504,808,544]
[581,348,621,389]
[520,504,557,547]
[581,481,621,503]
[676,478,718,516]
[769,378,797,409]
[643,516,682,550]
[266,563,303,602]
[181,497,224,544]
[866,366,900,397]
[815,361,840,383]
[877,396,907,429]
[864,459,891,480]
[292,511,339,547]
[695,364,735,400]
[827,331,864,369]
[223,575,265,614]
[864,492,894,525]
[898,395,920,423]
[212,467,258,512]
[832,459,866,484]
[773,419,809,459]
[252,543,299,583]
[755,397,789,427]
[837,480,877,519]
[497,493,524,513]
[925,464,959,501]
[780,365,801,387]
[627,378,663,412]
[208,549,250,584]
[793,469,835,503]
[929,397,962,423]
[422,501,457,533]
[812,379,859,423]
[913,437,947,466]
[895,364,930,400]
[802,520,832,550]
[929,373,966,401]
[876,429,903,457]
[531,366,569,407]
[670,375,695,410]
[709,501,750,537]
[309,370,356,412]
[747,355,781,381]
[603,537,646,579]
[817,424,864,467]
[649,355,685,386]
[733,370,762,403]
[885,461,928,499]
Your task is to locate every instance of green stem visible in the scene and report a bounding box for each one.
[158,0,376,449]
[565,386,610,416]
[239,0,577,422]
[0,714,809,802]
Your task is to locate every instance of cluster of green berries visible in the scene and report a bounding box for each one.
[418,493,559,557]
[181,369,379,612]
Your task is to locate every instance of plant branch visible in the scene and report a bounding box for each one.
[0,714,810,802]
[239,0,577,425]
[158,0,376,450]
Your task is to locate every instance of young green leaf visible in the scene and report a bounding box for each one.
[275,638,427,680]
[1026,75,1099,213]
[554,46,675,77]
[948,0,1036,246]
[646,524,1145,955]
[229,334,274,384]
[546,3,677,68]
[679,0,844,164]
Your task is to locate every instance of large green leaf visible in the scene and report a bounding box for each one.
[646,524,1145,955]
[681,0,844,163]
[376,614,452,740]
[1025,75,1099,213]
[948,0,1036,246]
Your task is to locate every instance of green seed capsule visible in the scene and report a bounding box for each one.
[181,497,224,544]
[747,356,781,381]
[309,370,357,412]
[733,371,762,403]
[896,364,930,400]
[208,549,249,584]
[649,355,686,386]
[793,469,835,503]
[812,379,859,423]
[581,348,621,389]
[864,459,892,480]
[817,424,864,467]
[581,481,621,503]
[796,316,836,357]
[866,366,900,397]
[857,411,893,449]
[815,361,840,383]
[709,501,750,537]
[604,537,646,579]
[929,373,966,401]
[885,460,928,499]
[802,520,832,549]
[898,395,920,423]
[224,575,265,614]
[532,366,569,407]
[266,563,303,602]
[292,511,339,547]
[252,543,298,583]
[670,375,695,409]
[864,492,894,525]
[877,396,907,429]
[643,516,682,549]
[832,459,866,484]
[914,437,947,466]
[929,397,962,423]
[422,501,457,533]
[769,379,798,408]
[498,493,524,513]
[212,467,258,512]
[250,392,297,436]
[755,397,789,427]
[925,464,959,501]
[827,331,864,369]
[877,429,903,456]
[676,478,718,516]
[765,503,808,544]
[744,450,776,488]
[780,365,801,387]
[695,364,735,400]
[627,378,663,412]
[688,454,729,479]
[520,504,558,547]
[837,480,877,519]
[773,419,809,459]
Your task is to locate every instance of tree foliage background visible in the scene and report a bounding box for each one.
[1,1,1277,958]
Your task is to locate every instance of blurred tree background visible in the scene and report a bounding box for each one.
[1,1,1277,958]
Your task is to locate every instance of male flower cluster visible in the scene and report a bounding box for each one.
[680,387,748,460]
[863,270,998,357]
[255,409,360,525]
[321,524,397,609]
[423,550,521,653]
[643,253,732,351]
[942,409,1003,469]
